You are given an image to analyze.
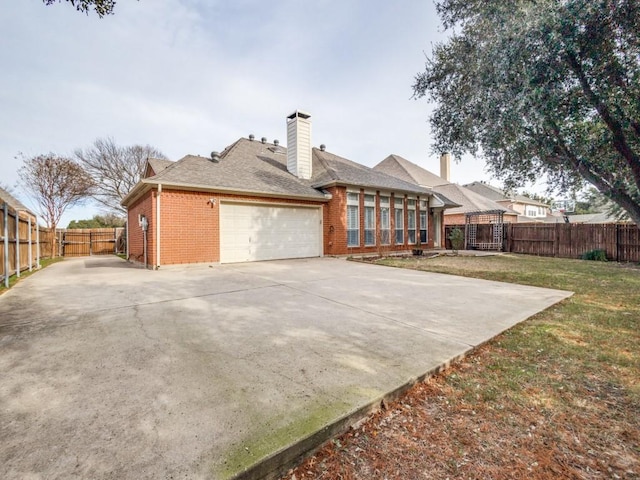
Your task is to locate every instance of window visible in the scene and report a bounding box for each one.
[394,197,404,244]
[364,194,376,246]
[407,199,416,244]
[420,210,428,244]
[347,192,359,247]
[380,196,390,245]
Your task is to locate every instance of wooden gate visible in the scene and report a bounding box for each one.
[62,228,123,257]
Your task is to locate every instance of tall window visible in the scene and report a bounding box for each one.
[380,196,390,245]
[394,197,404,244]
[420,210,428,244]
[407,199,416,244]
[347,192,359,247]
[364,194,376,246]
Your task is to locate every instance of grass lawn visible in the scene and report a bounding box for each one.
[285,254,640,479]
[0,257,64,294]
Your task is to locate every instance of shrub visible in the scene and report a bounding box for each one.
[581,249,608,261]
[448,227,465,253]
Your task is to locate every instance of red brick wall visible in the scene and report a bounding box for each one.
[323,186,347,255]
[127,191,155,267]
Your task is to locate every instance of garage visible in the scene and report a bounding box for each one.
[220,203,322,263]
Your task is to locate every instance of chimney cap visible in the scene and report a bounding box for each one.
[287,110,311,120]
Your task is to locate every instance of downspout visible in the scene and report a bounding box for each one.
[156,184,162,269]
[3,203,9,288]
[126,214,129,260]
[28,215,32,272]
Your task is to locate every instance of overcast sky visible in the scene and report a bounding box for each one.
[1,0,507,226]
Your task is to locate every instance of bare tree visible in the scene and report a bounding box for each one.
[18,154,93,252]
[75,138,166,215]
[42,0,120,17]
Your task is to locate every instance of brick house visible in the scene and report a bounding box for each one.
[121,111,455,267]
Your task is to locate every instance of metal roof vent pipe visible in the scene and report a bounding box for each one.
[210,151,220,163]
[320,144,326,152]
[274,139,279,146]
[440,152,451,182]
[249,134,255,141]
[261,137,267,144]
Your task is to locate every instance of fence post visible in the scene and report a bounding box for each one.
[15,210,20,278]
[36,217,40,268]
[28,216,32,272]
[554,223,560,257]
[3,203,9,288]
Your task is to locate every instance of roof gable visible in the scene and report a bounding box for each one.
[374,155,451,188]
[144,158,174,179]
[433,184,519,216]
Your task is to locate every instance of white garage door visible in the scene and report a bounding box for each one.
[220,203,322,263]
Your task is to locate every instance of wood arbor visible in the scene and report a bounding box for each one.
[464,210,505,251]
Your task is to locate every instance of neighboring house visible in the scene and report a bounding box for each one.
[542,212,624,224]
[0,186,37,222]
[121,111,451,267]
[373,154,518,225]
[464,181,550,220]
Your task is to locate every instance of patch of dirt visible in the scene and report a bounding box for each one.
[282,344,640,480]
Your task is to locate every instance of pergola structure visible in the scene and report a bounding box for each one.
[464,210,505,251]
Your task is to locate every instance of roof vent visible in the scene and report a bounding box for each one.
[249,134,255,141]
[210,151,220,163]
[261,137,267,144]
[320,144,326,151]
[274,139,279,146]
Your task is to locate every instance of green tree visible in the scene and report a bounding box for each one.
[413,0,640,225]
[42,0,124,17]
[68,213,125,229]
[75,138,166,215]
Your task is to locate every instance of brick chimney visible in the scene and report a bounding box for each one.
[440,152,451,182]
[286,110,312,180]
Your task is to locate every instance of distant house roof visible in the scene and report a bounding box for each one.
[432,184,519,216]
[375,154,451,187]
[0,186,35,216]
[123,138,438,206]
[464,181,549,207]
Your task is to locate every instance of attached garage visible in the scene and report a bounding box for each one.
[220,202,322,263]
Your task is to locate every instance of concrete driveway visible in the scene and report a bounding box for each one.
[0,256,571,479]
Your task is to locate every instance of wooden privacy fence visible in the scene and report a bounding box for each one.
[59,228,125,257]
[1,202,54,287]
[446,223,640,262]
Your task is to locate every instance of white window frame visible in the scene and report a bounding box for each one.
[394,197,404,245]
[364,194,376,246]
[407,199,416,244]
[347,192,359,247]
[379,195,390,245]
[419,209,428,244]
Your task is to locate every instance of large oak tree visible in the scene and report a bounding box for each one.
[414,0,640,224]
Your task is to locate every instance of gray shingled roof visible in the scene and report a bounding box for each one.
[143,138,327,200]
[374,154,451,187]
[0,186,34,215]
[433,184,519,216]
[311,149,432,195]
[464,181,549,207]
[147,158,173,176]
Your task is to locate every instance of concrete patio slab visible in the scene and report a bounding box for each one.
[0,256,572,479]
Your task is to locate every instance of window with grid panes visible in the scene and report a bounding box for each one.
[407,199,416,244]
[347,192,359,247]
[379,196,390,245]
[420,200,429,243]
[364,194,376,246]
[394,197,404,244]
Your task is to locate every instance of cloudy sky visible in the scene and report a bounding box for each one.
[1,0,505,226]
